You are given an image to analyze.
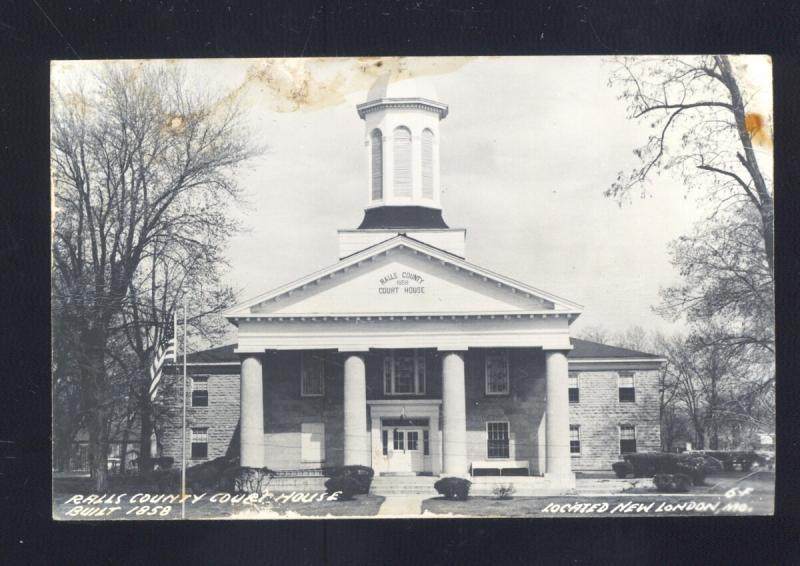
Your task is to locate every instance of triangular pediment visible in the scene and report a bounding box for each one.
[225,236,582,319]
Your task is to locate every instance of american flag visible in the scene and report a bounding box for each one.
[149,314,177,401]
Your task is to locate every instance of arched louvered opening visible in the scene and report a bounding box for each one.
[370,129,383,200]
[422,129,434,199]
[393,126,412,197]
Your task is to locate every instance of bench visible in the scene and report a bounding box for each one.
[470,460,530,476]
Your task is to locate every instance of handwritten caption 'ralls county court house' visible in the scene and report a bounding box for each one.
[60,491,341,518]
[378,271,426,295]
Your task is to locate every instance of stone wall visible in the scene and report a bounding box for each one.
[158,351,662,475]
[261,351,345,470]
[158,365,240,465]
[464,348,548,474]
[568,367,662,471]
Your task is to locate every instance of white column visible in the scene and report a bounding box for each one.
[545,350,572,477]
[441,351,467,476]
[240,355,264,468]
[343,353,369,466]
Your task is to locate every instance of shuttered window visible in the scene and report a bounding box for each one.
[370,129,383,200]
[620,425,637,454]
[393,127,412,197]
[422,129,434,198]
[191,428,208,459]
[301,423,325,463]
[570,425,581,454]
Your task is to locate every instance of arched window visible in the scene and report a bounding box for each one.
[393,127,412,197]
[421,129,434,198]
[370,129,383,200]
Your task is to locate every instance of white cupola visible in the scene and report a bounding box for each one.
[338,73,466,259]
[356,73,448,214]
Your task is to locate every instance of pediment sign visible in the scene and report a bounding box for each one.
[228,237,581,319]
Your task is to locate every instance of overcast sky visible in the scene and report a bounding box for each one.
[54,56,773,338]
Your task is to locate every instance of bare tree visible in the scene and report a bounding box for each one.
[574,325,614,345]
[51,63,258,490]
[119,235,237,473]
[658,204,774,356]
[607,55,773,273]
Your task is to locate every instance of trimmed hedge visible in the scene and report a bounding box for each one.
[653,473,692,493]
[434,477,471,500]
[323,465,374,494]
[698,451,764,471]
[610,452,717,485]
[121,455,244,494]
[325,476,360,501]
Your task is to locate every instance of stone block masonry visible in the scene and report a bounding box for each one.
[568,367,661,471]
[158,365,241,465]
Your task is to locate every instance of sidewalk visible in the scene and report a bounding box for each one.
[377,495,427,517]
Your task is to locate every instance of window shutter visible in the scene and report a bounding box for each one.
[301,422,325,462]
[393,127,412,197]
[371,129,383,200]
[422,129,434,198]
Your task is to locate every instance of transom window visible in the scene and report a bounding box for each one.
[570,425,581,454]
[301,352,325,397]
[620,424,637,454]
[568,372,580,403]
[618,371,636,402]
[383,350,426,395]
[485,350,510,395]
[191,376,209,407]
[191,428,208,459]
[487,421,510,459]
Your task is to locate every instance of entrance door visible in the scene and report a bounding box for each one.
[386,427,425,473]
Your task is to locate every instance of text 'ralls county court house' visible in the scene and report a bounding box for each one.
[159,73,665,492]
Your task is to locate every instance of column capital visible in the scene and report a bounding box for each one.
[542,346,573,352]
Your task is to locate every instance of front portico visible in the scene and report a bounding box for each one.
[227,236,582,488]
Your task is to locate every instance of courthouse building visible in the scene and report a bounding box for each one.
[160,74,664,490]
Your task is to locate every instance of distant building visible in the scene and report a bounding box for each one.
[159,73,664,489]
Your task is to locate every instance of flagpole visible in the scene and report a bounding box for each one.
[181,301,187,519]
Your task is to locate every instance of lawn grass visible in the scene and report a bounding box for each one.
[422,471,775,517]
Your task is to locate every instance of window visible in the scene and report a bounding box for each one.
[407,431,419,451]
[570,425,581,454]
[191,376,209,407]
[383,350,426,395]
[191,428,208,459]
[618,371,636,402]
[423,430,430,456]
[301,423,325,463]
[301,352,325,397]
[382,430,389,456]
[485,350,510,395]
[393,127,412,197]
[568,372,580,403]
[487,422,510,459]
[393,428,404,450]
[370,129,383,200]
[620,425,637,454]
[421,129,434,198]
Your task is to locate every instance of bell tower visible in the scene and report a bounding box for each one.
[338,73,466,258]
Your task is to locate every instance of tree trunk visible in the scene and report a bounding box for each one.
[120,423,130,475]
[717,55,774,274]
[83,326,110,492]
[89,407,110,492]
